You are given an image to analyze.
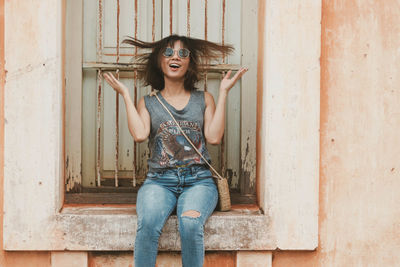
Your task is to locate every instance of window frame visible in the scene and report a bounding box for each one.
[3,0,320,251]
[65,0,258,205]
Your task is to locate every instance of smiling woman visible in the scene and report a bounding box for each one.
[120,34,235,91]
[102,34,247,267]
[159,41,190,83]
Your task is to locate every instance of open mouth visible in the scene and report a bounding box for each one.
[169,63,181,70]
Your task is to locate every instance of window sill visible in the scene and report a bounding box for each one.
[64,191,257,205]
[55,206,274,251]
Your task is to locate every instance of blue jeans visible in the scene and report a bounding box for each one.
[134,165,218,267]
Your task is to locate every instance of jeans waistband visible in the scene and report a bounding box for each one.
[148,164,209,175]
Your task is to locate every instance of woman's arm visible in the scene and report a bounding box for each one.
[103,72,150,142]
[204,67,248,144]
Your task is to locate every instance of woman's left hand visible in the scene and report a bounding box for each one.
[219,67,248,95]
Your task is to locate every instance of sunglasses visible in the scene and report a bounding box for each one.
[162,47,190,58]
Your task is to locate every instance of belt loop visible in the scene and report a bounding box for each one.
[190,165,194,176]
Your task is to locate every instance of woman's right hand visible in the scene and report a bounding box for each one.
[103,72,129,97]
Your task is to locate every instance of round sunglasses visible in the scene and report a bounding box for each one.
[162,47,190,58]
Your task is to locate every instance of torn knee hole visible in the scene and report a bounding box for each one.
[181,210,201,218]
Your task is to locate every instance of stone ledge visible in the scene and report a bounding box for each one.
[51,206,275,251]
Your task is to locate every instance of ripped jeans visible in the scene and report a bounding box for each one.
[134,165,218,267]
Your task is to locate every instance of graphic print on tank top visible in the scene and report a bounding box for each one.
[155,120,204,167]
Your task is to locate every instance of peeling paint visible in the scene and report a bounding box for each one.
[132,70,138,187]
[204,0,208,40]
[226,168,236,188]
[187,0,190,36]
[240,139,256,194]
[221,0,226,61]
[97,0,103,61]
[116,0,120,63]
[152,0,155,41]
[115,70,120,187]
[96,70,102,187]
[65,154,82,193]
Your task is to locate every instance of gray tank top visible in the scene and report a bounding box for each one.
[144,90,212,172]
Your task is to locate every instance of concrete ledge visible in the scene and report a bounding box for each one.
[50,207,275,251]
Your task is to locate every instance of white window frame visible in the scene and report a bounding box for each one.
[69,0,259,200]
[3,0,320,251]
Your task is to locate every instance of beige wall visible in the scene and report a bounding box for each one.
[273,0,400,266]
[1,0,399,266]
[0,0,51,265]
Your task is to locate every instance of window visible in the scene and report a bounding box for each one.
[65,0,259,205]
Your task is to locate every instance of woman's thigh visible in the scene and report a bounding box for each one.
[136,182,177,226]
[176,179,218,224]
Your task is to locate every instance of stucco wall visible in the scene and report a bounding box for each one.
[1,0,399,267]
[273,0,400,266]
[0,0,51,265]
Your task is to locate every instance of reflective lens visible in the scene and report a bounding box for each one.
[163,47,174,57]
[178,48,190,58]
[162,47,190,58]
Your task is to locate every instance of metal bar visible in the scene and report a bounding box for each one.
[97,0,103,61]
[203,0,208,92]
[96,70,102,187]
[221,136,226,176]
[103,53,141,57]
[96,0,104,187]
[152,0,155,41]
[204,0,208,40]
[170,0,173,35]
[204,72,208,92]
[220,0,227,176]
[116,0,120,63]
[187,0,190,36]
[132,0,138,188]
[83,62,241,72]
[115,70,120,187]
[222,0,226,63]
[220,72,226,176]
[132,69,137,187]
[114,1,121,187]
[134,0,138,53]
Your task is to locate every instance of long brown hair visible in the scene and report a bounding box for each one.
[122,34,234,91]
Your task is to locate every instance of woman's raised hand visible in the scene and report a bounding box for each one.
[219,67,248,95]
[103,72,129,97]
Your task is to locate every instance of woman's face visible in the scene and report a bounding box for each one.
[159,40,190,82]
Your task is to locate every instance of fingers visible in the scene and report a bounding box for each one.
[232,67,248,81]
[103,72,119,87]
[103,72,116,82]
[223,70,232,80]
[103,72,112,83]
[103,71,129,97]
[223,67,248,81]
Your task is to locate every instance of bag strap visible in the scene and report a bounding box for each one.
[150,91,224,180]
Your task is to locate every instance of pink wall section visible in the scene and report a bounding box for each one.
[273,0,400,266]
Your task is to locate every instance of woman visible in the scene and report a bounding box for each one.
[103,34,247,267]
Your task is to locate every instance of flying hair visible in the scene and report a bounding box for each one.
[122,34,234,91]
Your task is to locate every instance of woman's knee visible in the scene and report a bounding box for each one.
[137,212,165,238]
[178,210,204,237]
